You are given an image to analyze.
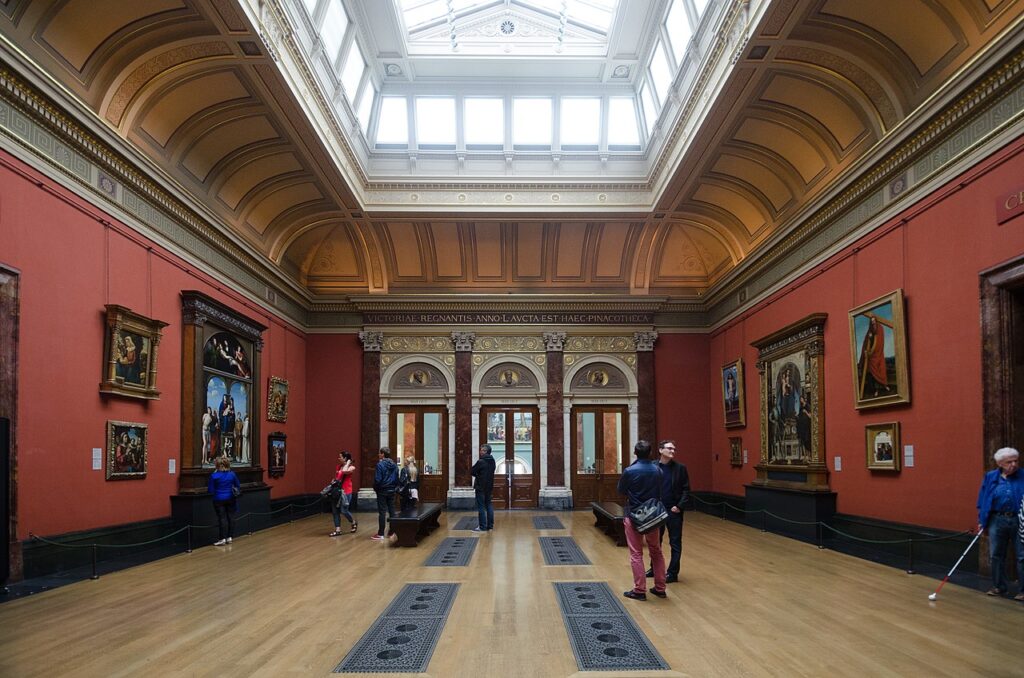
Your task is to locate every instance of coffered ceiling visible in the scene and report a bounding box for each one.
[0,0,1021,307]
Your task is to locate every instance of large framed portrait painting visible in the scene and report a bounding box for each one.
[721,360,745,428]
[849,290,910,409]
[99,305,168,400]
[751,314,829,491]
[107,420,148,479]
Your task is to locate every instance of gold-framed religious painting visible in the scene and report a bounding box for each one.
[99,305,168,400]
[729,437,743,466]
[106,420,148,479]
[722,359,746,428]
[865,422,901,471]
[849,290,910,409]
[268,431,286,477]
[267,377,289,423]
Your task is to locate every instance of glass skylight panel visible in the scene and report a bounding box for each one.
[513,98,552,148]
[340,41,365,99]
[560,98,600,148]
[522,0,618,32]
[639,84,657,134]
[301,0,319,16]
[400,0,489,31]
[464,98,504,148]
[376,96,409,146]
[415,97,456,147]
[357,84,375,134]
[664,0,692,64]
[649,40,673,106]
[607,97,640,148]
[320,0,348,61]
[693,0,710,16]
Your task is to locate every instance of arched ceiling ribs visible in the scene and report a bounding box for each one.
[245,177,332,241]
[170,110,281,183]
[209,144,305,212]
[704,152,793,220]
[689,176,772,240]
[717,143,804,204]
[727,107,835,191]
[667,204,750,260]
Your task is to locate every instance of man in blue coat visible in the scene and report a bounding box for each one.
[977,447,1024,598]
[617,440,667,601]
[372,447,399,541]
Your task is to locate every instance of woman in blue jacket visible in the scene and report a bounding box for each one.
[208,456,241,546]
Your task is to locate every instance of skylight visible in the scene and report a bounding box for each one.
[377,96,409,146]
[649,40,673,106]
[607,97,639,148]
[464,98,504,148]
[340,41,365,99]
[399,0,491,31]
[560,98,600,148]
[664,0,693,64]
[416,97,457,147]
[522,0,618,33]
[320,0,349,61]
[513,98,552,148]
[357,85,376,134]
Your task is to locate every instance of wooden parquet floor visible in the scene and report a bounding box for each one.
[0,511,1015,677]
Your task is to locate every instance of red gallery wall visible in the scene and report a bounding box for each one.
[654,333,712,490]
[304,334,363,493]
[0,150,308,539]
[708,135,1024,532]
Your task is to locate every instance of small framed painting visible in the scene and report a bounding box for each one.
[865,422,901,472]
[729,437,743,466]
[267,376,289,423]
[722,359,746,428]
[268,431,286,477]
[107,420,148,479]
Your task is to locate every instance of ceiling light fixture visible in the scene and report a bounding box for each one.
[446,0,458,51]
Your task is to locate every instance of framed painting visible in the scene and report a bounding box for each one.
[865,422,901,471]
[751,314,829,490]
[722,359,746,428]
[107,420,148,479]
[99,305,168,400]
[267,376,289,423]
[268,432,286,477]
[849,290,910,409]
[729,437,743,466]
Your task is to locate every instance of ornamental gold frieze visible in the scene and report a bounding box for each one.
[564,336,635,353]
[381,336,453,353]
[474,336,545,353]
[473,354,546,369]
[564,353,637,373]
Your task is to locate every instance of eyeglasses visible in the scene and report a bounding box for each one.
[663,447,676,451]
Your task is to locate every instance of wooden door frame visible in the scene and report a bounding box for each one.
[0,265,20,583]
[569,404,630,505]
[388,405,449,502]
[479,405,541,508]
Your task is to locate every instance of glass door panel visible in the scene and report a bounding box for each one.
[577,412,596,474]
[389,407,448,503]
[571,406,628,505]
[480,406,539,509]
[423,412,442,476]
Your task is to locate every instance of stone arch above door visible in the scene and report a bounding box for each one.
[385,360,452,393]
[566,360,633,394]
[479,362,541,392]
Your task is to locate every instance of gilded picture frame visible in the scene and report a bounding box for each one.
[729,437,743,466]
[268,431,286,477]
[99,305,168,400]
[849,290,910,409]
[722,359,746,428]
[865,422,901,472]
[267,376,289,423]
[106,420,148,479]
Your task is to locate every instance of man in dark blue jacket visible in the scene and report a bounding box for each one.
[372,447,399,541]
[977,447,1024,598]
[646,440,690,583]
[471,444,496,531]
[617,440,666,601]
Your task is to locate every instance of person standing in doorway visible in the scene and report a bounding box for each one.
[618,440,667,601]
[646,440,690,583]
[977,447,1024,598]
[372,447,399,541]
[472,444,496,532]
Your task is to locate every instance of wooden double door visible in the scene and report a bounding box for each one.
[389,406,448,503]
[570,405,629,505]
[480,406,540,509]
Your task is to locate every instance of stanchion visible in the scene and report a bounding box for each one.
[186,525,192,554]
[248,513,254,536]
[816,522,824,550]
[906,538,916,574]
[90,545,99,580]
[761,510,767,533]
[289,504,294,523]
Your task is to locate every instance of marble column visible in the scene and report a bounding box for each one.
[635,331,658,444]
[544,331,566,487]
[358,331,383,489]
[452,331,475,487]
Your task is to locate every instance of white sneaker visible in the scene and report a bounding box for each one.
[226,538,233,544]
[213,539,226,546]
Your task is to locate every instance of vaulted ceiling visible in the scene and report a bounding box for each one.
[0,0,1021,304]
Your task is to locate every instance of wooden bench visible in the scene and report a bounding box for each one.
[389,502,443,547]
[591,501,626,546]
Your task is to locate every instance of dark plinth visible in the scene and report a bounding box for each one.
[171,486,271,544]
[744,485,836,540]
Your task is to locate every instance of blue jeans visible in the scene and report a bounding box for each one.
[988,513,1024,593]
[658,511,683,577]
[476,489,493,530]
[377,493,396,536]
[332,493,354,529]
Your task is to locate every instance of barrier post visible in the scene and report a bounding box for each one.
[817,523,824,550]
[90,545,99,580]
[186,525,192,554]
[906,539,916,575]
[761,510,767,533]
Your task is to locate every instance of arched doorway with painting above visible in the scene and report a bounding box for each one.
[565,359,637,506]
[381,359,453,504]
[475,360,544,509]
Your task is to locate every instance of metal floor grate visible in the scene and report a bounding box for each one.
[424,537,478,566]
[553,582,669,671]
[334,583,459,673]
[450,516,479,530]
[532,515,565,530]
[539,536,591,565]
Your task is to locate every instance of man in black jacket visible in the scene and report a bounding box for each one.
[372,447,399,541]
[646,439,690,583]
[471,444,496,532]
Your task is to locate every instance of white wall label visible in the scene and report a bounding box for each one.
[92,448,102,471]
[168,458,176,474]
[834,456,842,471]
[742,449,748,464]
[904,445,914,468]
